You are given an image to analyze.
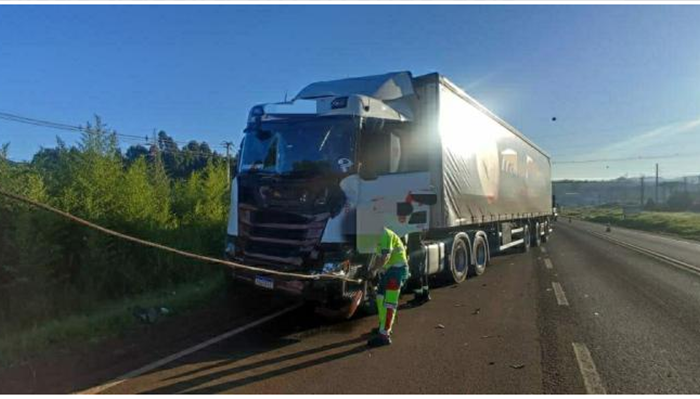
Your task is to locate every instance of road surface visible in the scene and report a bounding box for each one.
[3,219,700,393]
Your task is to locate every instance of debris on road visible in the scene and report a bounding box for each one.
[472,308,481,315]
[510,364,525,369]
[480,334,501,339]
[436,324,446,329]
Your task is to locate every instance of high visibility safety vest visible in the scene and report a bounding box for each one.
[375,228,408,269]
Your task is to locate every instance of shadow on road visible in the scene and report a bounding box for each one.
[145,336,368,393]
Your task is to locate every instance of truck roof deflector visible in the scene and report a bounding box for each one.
[294,71,415,101]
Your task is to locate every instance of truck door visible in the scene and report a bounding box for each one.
[355,129,436,253]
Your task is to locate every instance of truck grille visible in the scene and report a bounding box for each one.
[238,204,329,271]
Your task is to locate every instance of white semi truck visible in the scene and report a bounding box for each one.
[224,71,552,317]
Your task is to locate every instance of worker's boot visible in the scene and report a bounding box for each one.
[367,333,392,347]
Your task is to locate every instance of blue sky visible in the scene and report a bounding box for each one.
[1,5,699,180]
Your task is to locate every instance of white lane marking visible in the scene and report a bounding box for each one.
[541,247,547,254]
[544,258,554,270]
[572,342,606,394]
[552,282,569,306]
[594,231,700,275]
[569,222,700,277]
[75,303,302,394]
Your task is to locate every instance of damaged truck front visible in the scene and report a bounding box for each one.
[224,71,553,318]
[225,72,421,317]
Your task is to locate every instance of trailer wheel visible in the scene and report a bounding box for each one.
[533,222,542,247]
[521,224,531,253]
[448,235,469,283]
[471,235,488,276]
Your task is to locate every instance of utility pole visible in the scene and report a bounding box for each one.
[149,129,158,160]
[655,163,659,204]
[640,175,645,206]
[222,141,233,185]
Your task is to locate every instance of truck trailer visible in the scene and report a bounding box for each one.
[224,71,552,317]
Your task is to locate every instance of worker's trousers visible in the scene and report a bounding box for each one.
[413,257,430,297]
[376,265,409,336]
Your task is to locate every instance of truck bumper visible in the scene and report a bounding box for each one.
[223,265,343,302]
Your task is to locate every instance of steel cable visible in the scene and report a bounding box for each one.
[0,187,362,284]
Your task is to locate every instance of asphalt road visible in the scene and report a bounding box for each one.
[544,221,700,393]
[4,219,700,393]
[105,246,545,394]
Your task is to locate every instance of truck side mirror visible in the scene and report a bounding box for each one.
[410,193,437,205]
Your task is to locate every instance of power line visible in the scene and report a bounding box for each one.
[531,116,700,141]
[552,153,696,165]
[0,110,231,160]
[1,156,25,163]
[0,110,227,150]
[0,111,149,142]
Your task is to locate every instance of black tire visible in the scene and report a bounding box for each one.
[470,234,488,276]
[533,222,542,247]
[448,235,470,283]
[357,280,378,316]
[521,224,531,253]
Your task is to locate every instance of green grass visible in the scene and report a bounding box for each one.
[0,274,225,368]
[562,206,700,241]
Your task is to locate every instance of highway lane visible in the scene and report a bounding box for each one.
[544,222,700,393]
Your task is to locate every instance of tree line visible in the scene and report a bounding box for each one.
[0,117,236,331]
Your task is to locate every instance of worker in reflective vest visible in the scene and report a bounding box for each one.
[367,227,410,347]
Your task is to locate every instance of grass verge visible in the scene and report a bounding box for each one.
[562,206,700,241]
[0,273,224,368]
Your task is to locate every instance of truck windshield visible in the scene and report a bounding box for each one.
[239,116,357,176]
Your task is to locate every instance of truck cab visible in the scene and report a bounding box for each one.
[224,72,433,316]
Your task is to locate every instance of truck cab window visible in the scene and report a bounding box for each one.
[263,135,278,170]
[359,130,391,176]
[359,119,427,176]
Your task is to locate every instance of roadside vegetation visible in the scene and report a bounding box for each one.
[562,206,700,242]
[0,117,234,366]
